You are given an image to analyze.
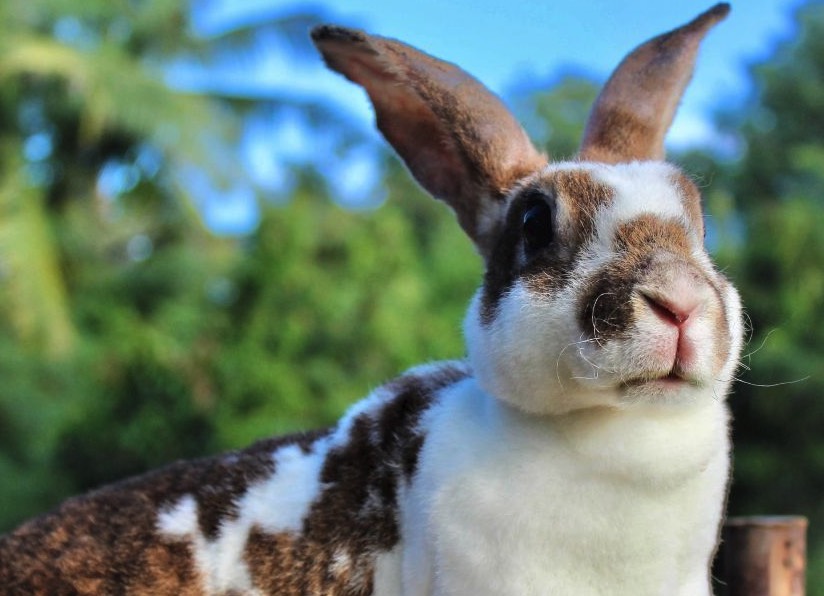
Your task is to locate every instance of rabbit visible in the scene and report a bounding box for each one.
[0,3,742,595]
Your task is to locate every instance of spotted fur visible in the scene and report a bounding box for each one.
[0,364,469,595]
[1,5,741,596]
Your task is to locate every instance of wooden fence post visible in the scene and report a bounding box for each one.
[717,516,808,596]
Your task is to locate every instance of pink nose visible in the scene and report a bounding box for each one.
[641,291,699,328]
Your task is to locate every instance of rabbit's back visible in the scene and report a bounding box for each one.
[0,363,470,595]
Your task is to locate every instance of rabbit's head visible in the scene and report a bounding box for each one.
[313,3,743,415]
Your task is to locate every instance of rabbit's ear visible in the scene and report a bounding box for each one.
[579,3,730,164]
[312,26,546,258]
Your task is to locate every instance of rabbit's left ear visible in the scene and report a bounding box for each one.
[312,26,547,258]
[579,3,730,164]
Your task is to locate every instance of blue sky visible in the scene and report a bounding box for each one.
[188,0,806,231]
[202,0,803,145]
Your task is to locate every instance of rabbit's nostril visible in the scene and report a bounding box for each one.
[641,291,697,328]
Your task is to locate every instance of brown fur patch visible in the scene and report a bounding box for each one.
[578,262,638,344]
[0,364,469,594]
[481,169,614,324]
[0,490,204,595]
[614,215,692,257]
[578,215,695,342]
[550,169,614,244]
[244,527,374,596]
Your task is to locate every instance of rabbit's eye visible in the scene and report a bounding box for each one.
[522,202,554,255]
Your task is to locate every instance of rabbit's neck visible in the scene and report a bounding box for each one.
[422,377,729,485]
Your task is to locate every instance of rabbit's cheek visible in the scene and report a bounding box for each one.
[465,283,611,414]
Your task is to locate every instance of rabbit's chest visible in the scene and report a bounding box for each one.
[400,381,728,595]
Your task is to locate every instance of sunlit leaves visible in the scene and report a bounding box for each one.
[0,149,74,356]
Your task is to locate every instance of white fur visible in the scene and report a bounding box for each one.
[157,493,199,536]
[401,377,729,596]
[245,444,327,533]
[373,545,404,595]
[590,161,695,237]
[158,494,261,594]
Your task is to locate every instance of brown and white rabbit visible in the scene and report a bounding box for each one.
[0,4,742,595]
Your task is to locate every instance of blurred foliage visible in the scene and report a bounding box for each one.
[512,73,599,159]
[0,0,480,527]
[0,0,823,591]
[700,3,824,588]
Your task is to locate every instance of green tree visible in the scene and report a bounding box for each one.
[0,0,238,524]
[212,164,480,448]
[0,0,336,525]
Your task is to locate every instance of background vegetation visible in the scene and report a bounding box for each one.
[1,0,823,590]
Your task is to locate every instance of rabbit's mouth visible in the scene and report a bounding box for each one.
[621,370,700,391]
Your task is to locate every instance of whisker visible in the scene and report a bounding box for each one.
[572,374,600,381]
[741,311,755,347]
[741,328,777,361]
[556,336,602,388]
[732,375,810,388]
[577,345,617,375]
[590,292,617,347]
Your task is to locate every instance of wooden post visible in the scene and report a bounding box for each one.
[718,516,808,596]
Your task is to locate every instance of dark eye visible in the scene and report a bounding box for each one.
[522,201,554,255]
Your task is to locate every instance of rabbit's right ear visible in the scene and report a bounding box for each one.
[312,26,547,259]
